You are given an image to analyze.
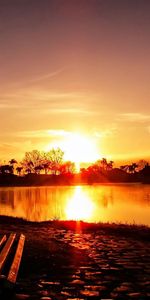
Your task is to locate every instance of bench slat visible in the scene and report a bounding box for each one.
[0,235,6,247]
[0,233,16,273]
[7,234,25,284]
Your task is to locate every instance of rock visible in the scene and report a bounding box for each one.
[40,298,52,300]
[66,299,84,300]
[115,285,131,292]
[69,279,85,285]
[15,294,30,299]
[61,291,71,296]
[84,285,107,291]
[128,292,142,298]
[38,290,49,296]
[80,290,99,296]
[40,281,60,285]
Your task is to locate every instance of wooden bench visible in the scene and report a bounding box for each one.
[0,233,25,287]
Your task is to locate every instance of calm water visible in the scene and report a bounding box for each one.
[0,184,150,226]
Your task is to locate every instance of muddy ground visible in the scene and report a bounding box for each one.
[0,217,150,300]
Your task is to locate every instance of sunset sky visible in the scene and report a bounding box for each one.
[0,0,150,164]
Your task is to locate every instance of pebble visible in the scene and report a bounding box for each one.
[40,281,60,285]
[115,285,131,292]
[128,292,142,297]
[84,285,106,291]
[38,290,49,296]
[40,298,52,300]
[69,279,85,285]
[80,290,99,296]
[15,294,30,299]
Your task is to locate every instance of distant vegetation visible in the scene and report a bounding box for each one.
[0,149,150,186]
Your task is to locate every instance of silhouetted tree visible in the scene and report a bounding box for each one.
[9,159,17,165]
[22,150,42,173]
[120,165,128,172]
[100,158,108,170]
[34,165,43,174]
[16,166,23,176]
[138,160,149,171]
[42,162,49,174]
[128,163,138,173]
[60,161,75,174]
[9,159,17,174]
[0,165,13,174]
[25,167,32,174]
[46,148,64,175]
[107,160,114,170]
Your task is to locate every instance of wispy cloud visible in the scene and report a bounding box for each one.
[43,108,97,115]
[94,125,117,138]
[118,113,150,122]
[26,68,64,84]
[1,68,65,90]
[15,129,71,138]
[0,89,86,108]
[0,89,98,116]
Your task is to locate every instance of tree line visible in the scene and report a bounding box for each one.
[0,148,149,180]
[0,148,75,176]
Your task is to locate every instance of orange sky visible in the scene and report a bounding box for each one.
[0,0,150,164]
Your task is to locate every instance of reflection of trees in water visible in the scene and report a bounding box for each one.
[91,187,114,208]
[24,188,46,221]
[144,193,150,205]
[100,190,114,208]
[0,189,15,208]
[22,187,71,221]
[1,186,150,222]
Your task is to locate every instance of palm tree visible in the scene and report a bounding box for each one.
[16,167,23,176]
[9,159,17,174]
[9,159,17,165]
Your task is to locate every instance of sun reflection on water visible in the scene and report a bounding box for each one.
[65,186,95,221]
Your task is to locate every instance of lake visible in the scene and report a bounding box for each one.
[0,184,150,226]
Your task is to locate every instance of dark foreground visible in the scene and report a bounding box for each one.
[0,217,150,300]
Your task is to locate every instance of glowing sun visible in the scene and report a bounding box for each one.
[45,132,100,171]
[62,133,99,164]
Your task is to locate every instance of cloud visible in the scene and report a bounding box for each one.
[1,67,65,90]
[43,107,97,115]
[0,89,86,108]
[0,89,99,117]
[118,113,150,122]
[94,125,117,138]
[25,68,64,84]
[14,129,71,138]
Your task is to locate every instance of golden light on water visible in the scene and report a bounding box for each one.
[65,186,95,221]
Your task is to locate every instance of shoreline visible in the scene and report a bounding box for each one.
[0,215,150,242]
[0,181,149,188]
